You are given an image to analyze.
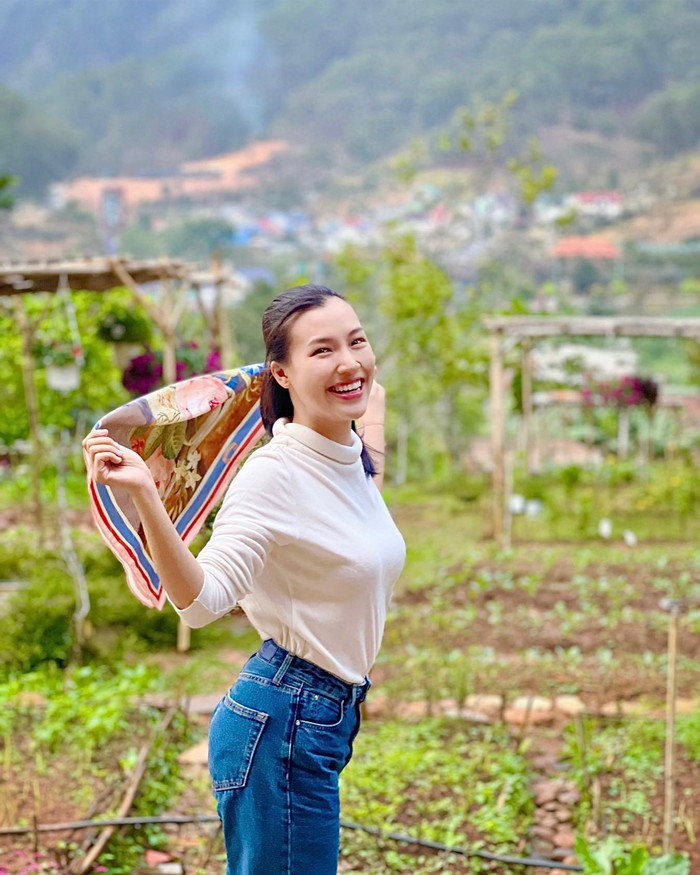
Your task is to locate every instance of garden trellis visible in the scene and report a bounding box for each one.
[1,255,245,652]
[484,315,700,548]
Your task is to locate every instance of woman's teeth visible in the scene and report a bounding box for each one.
[330,380,362,394]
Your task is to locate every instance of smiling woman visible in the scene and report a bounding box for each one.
[82,283,405,875]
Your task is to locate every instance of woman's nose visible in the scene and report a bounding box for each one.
[337,348,359,371]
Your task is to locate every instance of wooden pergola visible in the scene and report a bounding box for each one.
[484,315,700,546]
[2,256,245,652]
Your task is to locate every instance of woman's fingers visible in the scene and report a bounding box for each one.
[83,431,126,481]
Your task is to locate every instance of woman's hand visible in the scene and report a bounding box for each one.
[361,374,386,427]
[82,429,154,493]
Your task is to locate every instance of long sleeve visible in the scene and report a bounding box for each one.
[170,450,297,627]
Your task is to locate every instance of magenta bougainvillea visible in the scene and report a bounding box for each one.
[581,375,659,408]
[122,343,222,396]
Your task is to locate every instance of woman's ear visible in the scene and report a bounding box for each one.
[270,361,290,388]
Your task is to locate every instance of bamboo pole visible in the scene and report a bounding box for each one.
[490,329,506,545]
[520,338,534,473]
[663,600,681,854]
[72,705,179,874]
[14,296,44,544]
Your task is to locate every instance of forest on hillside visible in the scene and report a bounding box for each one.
[3,0,700,195]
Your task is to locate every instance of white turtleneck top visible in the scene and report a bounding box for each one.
[171,418,406,683]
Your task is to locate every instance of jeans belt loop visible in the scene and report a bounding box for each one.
[272,651,294,686]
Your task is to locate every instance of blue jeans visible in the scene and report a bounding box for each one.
[208,639,369,874]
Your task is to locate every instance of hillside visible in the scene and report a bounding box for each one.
[2,0,700,194]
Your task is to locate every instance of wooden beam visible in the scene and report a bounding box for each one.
[490,329,506,545]
[14,297,45,545]
[521,338,534,473]
[483,315,700,340]
[0,256,188,296]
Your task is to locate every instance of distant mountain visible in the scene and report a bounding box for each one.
[2,0,700,193]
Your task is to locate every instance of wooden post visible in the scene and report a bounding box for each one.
[214,260,237,369]
[14,296,45,544]
[663,600,681,854]
[490,329,506,545]
[521,338,534,472]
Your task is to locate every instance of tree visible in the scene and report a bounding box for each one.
[0,173,17,208]
[337,235,487,482]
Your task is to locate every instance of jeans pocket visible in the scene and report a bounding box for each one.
[209,694,268,792]
[297,689,344,729]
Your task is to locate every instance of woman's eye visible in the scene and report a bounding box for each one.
[312,347,330,356]
[352,337,367,346]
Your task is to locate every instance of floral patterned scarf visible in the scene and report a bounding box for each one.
[86,364,266,608]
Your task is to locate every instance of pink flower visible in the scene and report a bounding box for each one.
[172,375,229,418]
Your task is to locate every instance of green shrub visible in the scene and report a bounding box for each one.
[575,836,689,874]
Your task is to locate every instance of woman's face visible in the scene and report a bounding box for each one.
[270,296,375,444]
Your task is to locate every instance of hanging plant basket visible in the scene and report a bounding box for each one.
[46,362,81,392]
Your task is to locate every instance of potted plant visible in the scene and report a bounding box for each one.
[32,335,83,392]
[97,305,153,369]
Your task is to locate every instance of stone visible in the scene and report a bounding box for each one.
[17,691,46,708]
[533,781,560,805]
[558,789,581,806]
[178,738,209,766]
[364,695,390,717]
[145,851,172,866]
[555,807,572,822]
[504,707,556,725]
[465,694,503,714]
[530,825,555,840]
[186,693,224,715]
[395,700,429,719]
[552,831,575,849]
[530,838,554,857]
[511,695,553,712]
[554,695,586,716]
[531,754,558,770]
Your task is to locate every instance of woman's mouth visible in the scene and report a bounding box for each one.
[329,379,364,398]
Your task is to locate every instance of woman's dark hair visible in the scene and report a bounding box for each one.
[259,283,376,478]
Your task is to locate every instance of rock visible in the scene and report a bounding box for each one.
[17,691,46,707]
[511,695,553,712]
[550,847,575,860]
[530,837,554,857]
[178,738,209,766]
[558,789,581,806]
[531,753,558,770]
[533,781,560,805]
[145,850,172,866]
[395,700,429,719]
[552,831,575,849]
[465,694,503,714]
[530,825,556,840]
[554,695,586,716]
[364,695,390,717]
[555,807,572,822]
[186,693,224,715]
[504,707,556,725]
[676,698,700,715]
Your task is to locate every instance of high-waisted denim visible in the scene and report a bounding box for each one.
[208,639,369,875]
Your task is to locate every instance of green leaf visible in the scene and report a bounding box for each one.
[143,425,166,459]
[161,421,187,460]
[644,855,690,875]
[575,835,606,873]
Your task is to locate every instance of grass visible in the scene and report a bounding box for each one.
[3,470,700,869]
